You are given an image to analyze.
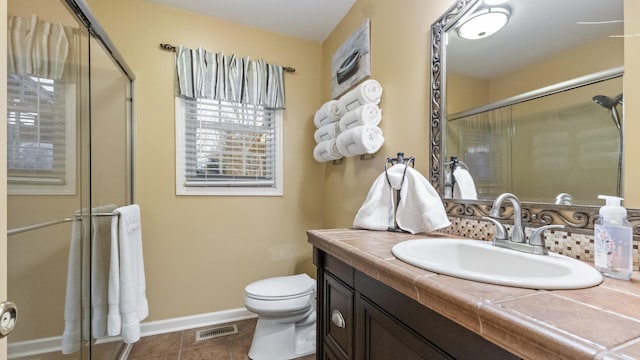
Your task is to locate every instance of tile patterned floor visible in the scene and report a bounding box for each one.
[128,318,316,360]
[11,318,315,360]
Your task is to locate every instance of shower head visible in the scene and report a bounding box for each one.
[592,94,623,110]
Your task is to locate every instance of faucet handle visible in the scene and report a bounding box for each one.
[482,216,508,241]
[528,225,565,255]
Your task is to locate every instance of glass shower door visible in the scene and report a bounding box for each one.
[7,0,92,358]
[6,0,134,359]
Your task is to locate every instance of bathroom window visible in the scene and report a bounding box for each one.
[175,97,283,196]
[6,74,76,195]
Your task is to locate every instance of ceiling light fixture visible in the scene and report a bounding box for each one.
[483,0,508,5]
[456,7,511,40]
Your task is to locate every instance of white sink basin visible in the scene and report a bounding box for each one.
[391,238,603,290]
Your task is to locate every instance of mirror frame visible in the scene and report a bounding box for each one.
[429,0,640,236]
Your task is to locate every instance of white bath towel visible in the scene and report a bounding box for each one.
[339,103,382,132]
[313,139,343,163]
[107,204,149,343]
[313,100,343,128]
[452,168,478,200]
[91,204,118,339]
[313,121,341,143]
[337,79,382,113]
[354,164,451,234]
[335,125,384,157]
[62,211,89,354]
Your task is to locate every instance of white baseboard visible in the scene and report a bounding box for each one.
[8,308,257,359]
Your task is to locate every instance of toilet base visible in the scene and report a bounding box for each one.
[248,309,316,360]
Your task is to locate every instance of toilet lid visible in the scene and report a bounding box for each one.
[245,274,315,300]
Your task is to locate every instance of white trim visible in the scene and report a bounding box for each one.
[8,308,256,359]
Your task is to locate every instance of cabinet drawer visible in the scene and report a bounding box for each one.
[323,272,354,359]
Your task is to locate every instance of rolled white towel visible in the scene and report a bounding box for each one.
[313,139,343,163]
[335,125,384,157]
[337,79,382,113]
[339,103,382,132]
[314,121,341,143]
[313,100,343,128]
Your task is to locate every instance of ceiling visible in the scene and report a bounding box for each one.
[145,0,623,77]
[145,0,357,42]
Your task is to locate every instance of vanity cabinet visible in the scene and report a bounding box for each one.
[314,248,519,360]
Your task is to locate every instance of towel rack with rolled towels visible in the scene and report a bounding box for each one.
[385,152,415,232]
[7,212,120,236]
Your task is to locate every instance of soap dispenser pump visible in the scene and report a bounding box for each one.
[594,195,633,280]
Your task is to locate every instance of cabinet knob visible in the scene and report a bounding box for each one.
[0,301,18,338]
[331,309,346,328]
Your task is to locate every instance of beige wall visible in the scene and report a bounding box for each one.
[490,36,623,102]
[321,0,453,228]
[87,0,325,320]
[624,0,640,206]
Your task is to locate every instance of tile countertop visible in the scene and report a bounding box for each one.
[307,229,640,360]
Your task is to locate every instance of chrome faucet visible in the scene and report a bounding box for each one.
[488,192,525,243]
[483,193,564,255]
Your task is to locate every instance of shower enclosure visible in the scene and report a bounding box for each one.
[6,0,134,358]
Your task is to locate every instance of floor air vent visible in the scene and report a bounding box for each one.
[196,324,239,341]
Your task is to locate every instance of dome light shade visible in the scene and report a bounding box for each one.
[456,7,510,40]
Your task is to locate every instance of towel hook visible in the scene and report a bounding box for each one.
[384,152,415,233]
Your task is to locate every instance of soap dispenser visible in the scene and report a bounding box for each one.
[594,195,633,280]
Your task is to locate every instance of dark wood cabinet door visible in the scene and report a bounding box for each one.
[358,296,452,360]
[323,272,354,359]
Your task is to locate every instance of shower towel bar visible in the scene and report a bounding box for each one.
[7,212,121,236]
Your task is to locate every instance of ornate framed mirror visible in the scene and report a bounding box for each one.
[429,0,640,235]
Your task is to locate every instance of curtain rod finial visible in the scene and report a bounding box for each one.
[160,43,176,52]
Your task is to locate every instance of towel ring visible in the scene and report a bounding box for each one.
[384,152,415,233]
[444,156,470,190]
[384,152,415,187]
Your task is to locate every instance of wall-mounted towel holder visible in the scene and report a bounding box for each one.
[385,152,415,232]
[331,152,378,165]
[443,156,469,195]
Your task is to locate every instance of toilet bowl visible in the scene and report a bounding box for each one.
[244,274,317,360]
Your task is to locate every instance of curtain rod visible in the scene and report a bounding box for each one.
[159,43,296,73]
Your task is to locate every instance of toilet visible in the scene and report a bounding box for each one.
[244,273,317,360]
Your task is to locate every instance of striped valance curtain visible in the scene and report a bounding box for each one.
[175,46,286,110]
[7,14,74,81]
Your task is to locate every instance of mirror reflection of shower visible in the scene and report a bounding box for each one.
[592,93,623,197]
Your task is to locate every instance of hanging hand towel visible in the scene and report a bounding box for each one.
[353,171,396,231]
[339,103,382,132]
[107,204,149,343]
[91,204,118,339]
[353,164,451,234]
[62,211,89,354]
[395,166,451,234]
[313,100,343,128]
[452,168,478,200]
[335,125,384,157]
[314,121,341,143]
[313,139,343,163]
[337,79,382,113]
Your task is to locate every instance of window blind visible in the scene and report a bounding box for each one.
[183,97,277,188]
[7,74,68,184]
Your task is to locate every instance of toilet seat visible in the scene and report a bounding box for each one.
[245,274,315,301]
